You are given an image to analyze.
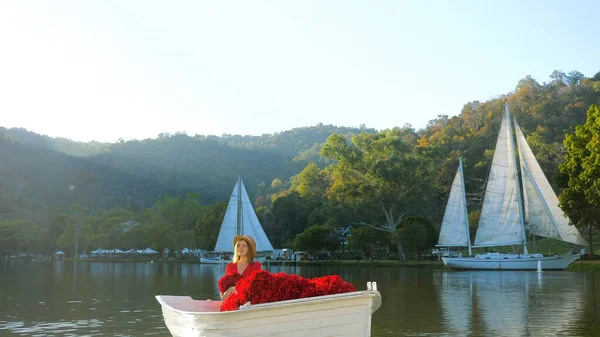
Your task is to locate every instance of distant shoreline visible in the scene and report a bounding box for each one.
[16,258,600,270]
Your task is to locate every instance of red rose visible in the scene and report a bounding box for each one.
[220,270,356,312]
[218,273,242,293]
[311,275,356,296]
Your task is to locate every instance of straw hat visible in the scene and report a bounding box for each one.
[233,235,257,259]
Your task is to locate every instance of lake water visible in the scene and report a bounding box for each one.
[1,260,599,336]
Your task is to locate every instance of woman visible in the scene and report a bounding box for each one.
[220,235,262,300]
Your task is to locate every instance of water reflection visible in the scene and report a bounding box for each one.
[435,270,590,337]
[1,260,600,336]
[437,271,472,334]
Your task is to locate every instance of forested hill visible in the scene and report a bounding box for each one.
[0,133,164,222]
[2,69,600,256]
[2,69,600,226]
[416,70,600,208]
[0,124,377,217]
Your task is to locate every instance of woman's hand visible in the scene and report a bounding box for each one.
[221,286,236,301]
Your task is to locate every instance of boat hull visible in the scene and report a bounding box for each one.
[199,257,226,264]
[200,256,266,264]
[156,284,381,337]
[442,254,580,270]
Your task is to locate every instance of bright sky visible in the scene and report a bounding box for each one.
[1,1,598,143]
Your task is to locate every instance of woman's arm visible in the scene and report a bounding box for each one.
[220,286,236,301]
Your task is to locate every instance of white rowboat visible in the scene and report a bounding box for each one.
[155,281,381,337]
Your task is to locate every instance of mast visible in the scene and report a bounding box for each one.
[236,176,243,235]
[459,157,472,256]
[506,104,528,254]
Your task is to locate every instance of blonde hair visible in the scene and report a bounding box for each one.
[232,238,255,263]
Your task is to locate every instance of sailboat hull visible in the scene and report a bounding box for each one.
[199,257,226,264]
[200,256,267,264]
[442,253,581,270]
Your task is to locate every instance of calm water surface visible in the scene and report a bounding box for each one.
[1,260,599,336]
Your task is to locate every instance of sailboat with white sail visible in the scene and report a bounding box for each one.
[200,176,274,264]
[436,157,472,257]
[439,104,587,270]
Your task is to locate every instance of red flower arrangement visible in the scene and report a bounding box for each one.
[220,270,356,311]
[218,272,242,293]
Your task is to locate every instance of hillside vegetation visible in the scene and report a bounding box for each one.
[2,70,600,258]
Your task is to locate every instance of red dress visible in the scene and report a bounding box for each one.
[225,261,262,278]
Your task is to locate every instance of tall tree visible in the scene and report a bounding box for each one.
[566,70,585,87]
[294,225,330,257]
[193,202,227,250]
[347,226,390,252]
[271,192,310,240]
[0,220,45,255]
[67,204,88,258]
[558,105,600,251]
[291,162,328,199]
[396,217,433,260]
[321,129,436,260]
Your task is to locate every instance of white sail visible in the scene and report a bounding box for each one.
[214,178,274,252]
[437,159,470,248]
[214,180,241,252]
[239,180,274,251]
[442,105,586,269]
[513,120,588,246]
[474,107,524,247]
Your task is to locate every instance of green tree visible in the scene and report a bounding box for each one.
[256,206,277,246]
[66,204,88,258]
[271,192,310,239]
[566,70,585,87]
[154,193,202,231]
[291,162,328,199]
[323,234,341,255]
[347,226,390,252]
[321,129,436,260]
[58,221,93,257]
[45,209,67,256]
[0,220,45,255]
[193,202,227,250]
[93,208,139,249]
[396,217,429,260]
[0,221,17,255]
[117,227,147,250]
[558,105,600,250]
[294,225,330,256]
[467,210,481,243]
[271,178,284,190]
[306,201,353,230]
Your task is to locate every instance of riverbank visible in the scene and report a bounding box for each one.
[55,257,444,267]
[568,259,600,271]
[264,259,446,268]
[266,259,600,271]
[45,258,600,270]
